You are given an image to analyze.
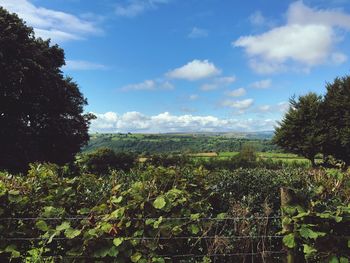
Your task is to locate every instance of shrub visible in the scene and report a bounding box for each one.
[79,148,137,175]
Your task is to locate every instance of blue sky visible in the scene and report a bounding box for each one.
[1,0,350,132]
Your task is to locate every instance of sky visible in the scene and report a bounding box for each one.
[1,0,350,133]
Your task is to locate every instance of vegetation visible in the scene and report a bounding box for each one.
[274,76,350,167]
[0,7,94,173]
[1,162,350,262]
[85,133,277,155]
[78,148,137,175]
[273,93,322,167]
[321,76,350,166]
[1,4,350,262]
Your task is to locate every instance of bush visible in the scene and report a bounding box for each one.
[79,148,137,175]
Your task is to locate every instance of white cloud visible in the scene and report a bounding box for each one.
[331,52,348,64]
[200,76,236,91]
[254,101,289,114]
[234,1,349,73]
[120,79,174,91]
[188,27,208,38]
[115,0,170,17]
[287,1,350,30]
[0,0,101,43]
[167,60,221,81]
[250,79,272,89]
[200,83,218,91]
[64,60,107,71]
[188,94,199,100]
[257,105,272,112]
[277,101,289,113]
[221,98,254,110]
[249,11,266,26]
[234,24,333,68]
[215,76,236,84]
[226,88,246,97]
[90,111,276,133]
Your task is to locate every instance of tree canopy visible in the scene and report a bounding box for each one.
[274,76,350,167]
[0,7,94,172]
[321,76,350,165]
[273,93,323,166]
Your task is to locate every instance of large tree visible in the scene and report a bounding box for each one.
[273,93,323,167]
[321,76,350,166]
[0,8,94,172]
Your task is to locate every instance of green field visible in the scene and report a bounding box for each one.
[190,151,319,165]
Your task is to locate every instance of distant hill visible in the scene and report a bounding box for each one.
[84,132,277,154]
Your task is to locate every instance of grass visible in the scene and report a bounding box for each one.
[193,151,319,165]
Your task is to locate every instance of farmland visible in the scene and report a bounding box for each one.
[84,133,318,166]
[84,132,277,154]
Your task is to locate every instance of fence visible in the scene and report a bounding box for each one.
[0,214,287,262]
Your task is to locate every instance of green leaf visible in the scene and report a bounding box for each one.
[189,224,200,235]
[56,221,70,232]
[5,245,20,258]
[111,207,125,218]
[64,228,81,239]
[190,213,201,220]
[153,196,166,209]
[299,226,326,240]
[145,219,155,225]
[303,244,316,256]
[329,256,339,263]
[113,237,124,247]
[107,246,119,257]
[111,196,123,204]
[171,225,182,235]
[153,216,163,229]
[283,233,296,248]
[340,257,349,263]
[216,213,227,219]
[131,252,142,262]
[152,257,165,263]
[35,220,49,231]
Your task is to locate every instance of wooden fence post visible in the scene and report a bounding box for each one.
[280,187,305,263]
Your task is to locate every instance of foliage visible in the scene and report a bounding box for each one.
[144,154,190,168]
[0,163,311,262]
[0,7,95,172]
[321,76,350,166]
[273,93,323,166]
[281,169,350,262]
[78,148,137,174]
[84,133,278,155]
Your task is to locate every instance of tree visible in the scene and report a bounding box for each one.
[79,148,137,174]
[321,76,350,166]
[273,93,323,167]
[0,8,95,172]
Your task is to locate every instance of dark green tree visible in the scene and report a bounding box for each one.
[0,8,95,172]
[79,148,137,174]
[273,93,323,167]
[321,76,350,166]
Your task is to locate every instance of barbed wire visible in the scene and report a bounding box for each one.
[0,251,287,259]
[1,235,284,241]
[0,216,282,221]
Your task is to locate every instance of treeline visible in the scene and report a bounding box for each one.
[274,76,350,167]
[84,134,277,155]
[74,145,309,177]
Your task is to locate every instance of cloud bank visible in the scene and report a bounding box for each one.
[90,111,277,133]
[0,0,102,43]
